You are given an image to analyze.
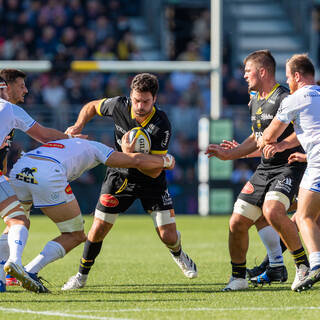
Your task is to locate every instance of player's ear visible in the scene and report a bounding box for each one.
[153,95,157,103]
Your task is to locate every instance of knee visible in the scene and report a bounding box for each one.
[159,229,177,246]
[229,214,249,234]
[88,219,111,242]
[263,206,279,224]
[71,230,86,245]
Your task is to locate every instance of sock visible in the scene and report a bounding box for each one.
[258,226,283,267]
[79,240,103,275]
[7,224,28,266]
[309,251,320,270]
[170,248,182,257]
[290,247,309,268]
[0,233,9,263]
[231,261,246,279]
[259,238,287,267]
[25,241,66,274]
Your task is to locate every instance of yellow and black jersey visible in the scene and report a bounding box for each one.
[98,96,171,186]
[249,84,305,166]
[0,129,14,171]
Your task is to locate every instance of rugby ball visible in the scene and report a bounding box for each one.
[128,127,151,153]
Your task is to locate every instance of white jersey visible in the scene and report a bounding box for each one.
[0,98,36,145]
[25,138,114,182]
[276,85,320,168]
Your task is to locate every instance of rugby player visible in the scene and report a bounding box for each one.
[259,54,320,291]
[62,73,197,290]
[0,69,29,287]
[8,137,175,292]
[205,50,309,291]
[0,76,85,293]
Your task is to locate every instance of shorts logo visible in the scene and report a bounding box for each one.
[41,142,65,149]
[241,181,254,194]
[65,184,73,194]
[275,178,292,193]
[100,194,119,207]
[161,189,173,206]
[16,167,38,184]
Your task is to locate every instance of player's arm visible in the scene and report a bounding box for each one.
[220,139,261,158]
[205,133,258,160]
[263,132,301,159]
[105,152,175,171]
[26,123,87,143]
[257,118,289,150]
[65,99,103,135]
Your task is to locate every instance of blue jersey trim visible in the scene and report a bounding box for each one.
[34,201,66,208]
[25,153,61,164]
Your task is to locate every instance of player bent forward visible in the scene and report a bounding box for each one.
[9,136,175,292]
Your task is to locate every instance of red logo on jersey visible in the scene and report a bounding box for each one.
[241,181,254,194]
[41,143,65,149]
[100,194,119,207]
[65,184,73,194]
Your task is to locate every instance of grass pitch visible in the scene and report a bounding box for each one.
[1,215,320,320]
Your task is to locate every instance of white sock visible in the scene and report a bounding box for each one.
[258,226,284,267]
[0,233,9,263]
[25,241,66,274]
[7,225,28,266]
[309,251,320,270]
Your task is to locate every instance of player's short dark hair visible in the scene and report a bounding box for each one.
[287,54,315,77]
[0,69,26,83]
[130,73,159,97]
[243,50,276,75]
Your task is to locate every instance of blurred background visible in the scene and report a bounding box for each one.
[1,0,319,214]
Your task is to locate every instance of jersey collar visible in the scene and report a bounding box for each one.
[257,83,280,101]
[131,106,156,127]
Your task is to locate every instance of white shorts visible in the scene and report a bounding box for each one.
[300,167,320,193]
[9,156,75,208]
[0,175,15,202]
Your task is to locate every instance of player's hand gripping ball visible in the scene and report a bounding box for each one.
[128,127,151,153]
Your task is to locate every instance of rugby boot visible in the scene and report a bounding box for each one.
[250,265,288,286]
[61,273,87,290]
[294,266,320,292]
[222,276,249,291]
[246,259,268,279]
[4,260,42,293]
[171,250,198,279]
[27,272,50,293]
[291,264,309,291]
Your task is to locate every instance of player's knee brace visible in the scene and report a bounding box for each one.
[166,230,181,250]
[1,201,25,222]
[94,209,119,224]
[56,214,84,233]
[265,191,290,211]
[150,209,176,228]
[233,199,262,222]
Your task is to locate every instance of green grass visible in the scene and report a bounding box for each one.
[1,215,320,320]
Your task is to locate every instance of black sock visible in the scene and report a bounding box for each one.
[231,261,246,279]
[79,240,103,275]
[290,247,309,268]
[280,238,287,253]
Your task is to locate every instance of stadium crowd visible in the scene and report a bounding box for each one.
[0,0,249,214]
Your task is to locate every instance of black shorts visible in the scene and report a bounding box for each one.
[238,163,306,208]
[96,170,173,214]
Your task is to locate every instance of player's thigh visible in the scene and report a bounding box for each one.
[41,199,81,223]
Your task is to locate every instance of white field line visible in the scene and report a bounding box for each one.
[0,307,133,320]
[71,306,320,313]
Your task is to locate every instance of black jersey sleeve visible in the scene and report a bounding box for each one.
[97,96,129,117]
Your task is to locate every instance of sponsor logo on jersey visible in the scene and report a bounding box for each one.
[41,142,65,149]
[16,167,38,184]
[261,114,274,120]
[50,192,60,201]
[100,194,119,207]
[65,184,73,194]
[241,181,254,194]
[256,107,262,115]
[115,124,126,135]
[161,130,170,148]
